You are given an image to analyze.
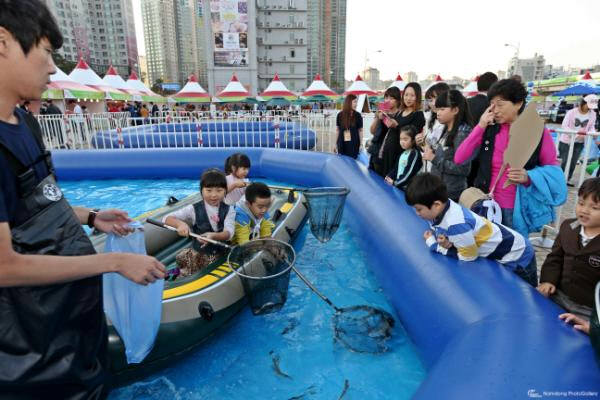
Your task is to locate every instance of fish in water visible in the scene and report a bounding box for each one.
[288,385,317,400]
[338,379,350,400]
[269,350,292,379]
[281,318,300,335]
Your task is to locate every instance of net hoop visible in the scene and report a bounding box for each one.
[226,238,296,281]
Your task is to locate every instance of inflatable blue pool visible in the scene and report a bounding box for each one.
[53,148,600,399]
[92,121,317,150]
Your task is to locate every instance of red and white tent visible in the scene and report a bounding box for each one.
[102,66,144,101]
[173,74,211,103]
[580,71,599,86]
[216,74,250,103]
[462,76,479,97]
[301,74,339,99]
[426,74,445,91]
[43,66,104,101]
[69,58,130,100]
[125,72,164,102]
[260,73,297,100]
[344,75,377,96]
[389,73,406,91]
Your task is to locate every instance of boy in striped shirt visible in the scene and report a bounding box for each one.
[406,173,537,286]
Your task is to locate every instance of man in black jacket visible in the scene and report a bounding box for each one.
[0,2,165,398]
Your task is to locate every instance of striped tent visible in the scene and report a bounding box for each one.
[69,58,131,101]
[344,75,377,96]
[426,74,445,91]
[462,76,479,97]
[125,72,165,103]
[173,74,211,103]
[301,74,339,100]
[260,73,297,100]
[389,73,406,91]
[102,66,144,101]
[216,74,250,103]
[43,66,104,100]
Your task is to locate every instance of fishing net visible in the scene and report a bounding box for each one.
[332,305,395,354]
[228,239,296,315]
[303,187,350,243]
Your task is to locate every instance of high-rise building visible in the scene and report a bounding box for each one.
[507,53,545,82]
[405,71,418,83]
[307,0,346,93]
[142,0,180,87]
[255,0,308,93]
[362,67,380,90]
[44,0,139,77]
[200,0,258,95]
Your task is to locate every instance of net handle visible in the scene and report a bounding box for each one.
[147,219,232,249]
[291,266,342,313]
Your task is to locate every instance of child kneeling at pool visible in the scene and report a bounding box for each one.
[163,169,235,277]
[406,173,537,286]
[233,182,275,245]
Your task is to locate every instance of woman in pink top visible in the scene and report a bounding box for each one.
[454,79,558,228]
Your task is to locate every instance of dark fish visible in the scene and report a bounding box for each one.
[269,350,292,379]
[281,318,300,335]
[338,379,350,400]
[288,385,317,400]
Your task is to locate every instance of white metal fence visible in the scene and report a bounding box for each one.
[36,111,341,153]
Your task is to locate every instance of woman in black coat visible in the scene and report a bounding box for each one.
[335,94,363,158]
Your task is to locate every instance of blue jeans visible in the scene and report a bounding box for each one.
[514,256,538,287]
[501,208,513,228]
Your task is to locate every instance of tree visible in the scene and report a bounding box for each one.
[53,52,76,74]
[151,78,165,95]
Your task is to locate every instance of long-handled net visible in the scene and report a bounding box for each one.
[302,187,350,243]
[227,239,296,315]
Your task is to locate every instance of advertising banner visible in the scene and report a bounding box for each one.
[210,0,249,67]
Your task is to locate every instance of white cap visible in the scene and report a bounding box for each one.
[584,94,598,110]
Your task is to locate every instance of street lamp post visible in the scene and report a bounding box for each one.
[504,42,520,76]
[363,49,383,77]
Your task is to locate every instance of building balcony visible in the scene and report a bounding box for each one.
[257,40,307,46]
[256,22,306,29]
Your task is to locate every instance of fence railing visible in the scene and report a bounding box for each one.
[36,111,341,153]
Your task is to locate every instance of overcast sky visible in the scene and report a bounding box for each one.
[132,0,600,81]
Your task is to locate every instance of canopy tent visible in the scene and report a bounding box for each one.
[102,66,144,101]
[388,73,407,91]
[259,73,297,101]
[43,66,104,101]
[69,58,131,101]
[125,72,165,103]
[551,71,600,97]
[344,75,377,96]
[426,74,445,91]
[173,74,211,103]
[462,76,479,97]
[216,74,251,103]
[301,74,340,100]
[266,97,291,107]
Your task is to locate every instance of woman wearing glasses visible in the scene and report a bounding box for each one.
[558,96,598,185]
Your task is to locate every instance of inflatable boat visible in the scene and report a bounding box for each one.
[90,187,308,385]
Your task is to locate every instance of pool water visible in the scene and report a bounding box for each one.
[61,179,427,399]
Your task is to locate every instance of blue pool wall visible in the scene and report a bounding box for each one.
[92,121,316,150]
[52,148,600,399]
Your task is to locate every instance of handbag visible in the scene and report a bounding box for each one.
[458,168,504,224]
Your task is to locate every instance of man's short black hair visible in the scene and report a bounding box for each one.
[245,182,271,203]
[487,78,527,105]
[405,173,448,207]
[200,168,227,191]
[579,178,600,204]
[477,72,498,92]
[0,0,63,54]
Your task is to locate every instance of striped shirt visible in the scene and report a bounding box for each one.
[425,200,533,270]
